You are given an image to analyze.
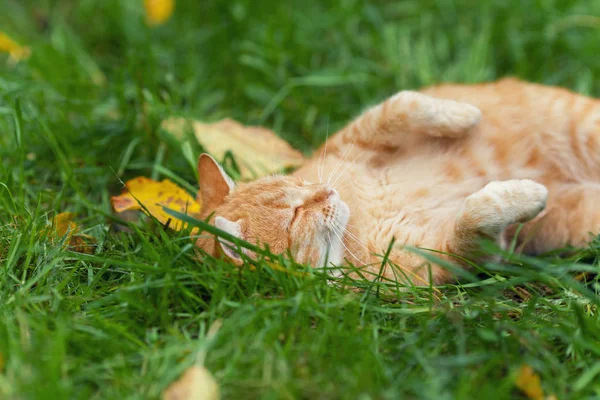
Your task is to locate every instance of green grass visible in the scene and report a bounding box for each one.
[1,0,600,398]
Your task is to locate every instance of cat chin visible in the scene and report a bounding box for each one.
[319,199,350,275]
[336,200,350,229]
[321,236,345,275]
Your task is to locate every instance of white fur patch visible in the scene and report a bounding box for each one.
[321,199,351,278]
[215,216,243,260]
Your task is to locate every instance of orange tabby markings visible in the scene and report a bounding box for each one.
[194,78,600,286]
[444,162,464,181]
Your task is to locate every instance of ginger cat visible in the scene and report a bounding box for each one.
[195,78,600,285]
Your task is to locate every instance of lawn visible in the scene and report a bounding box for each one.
[1,0,600,399]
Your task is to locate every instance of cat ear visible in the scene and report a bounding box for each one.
[214,216,244,262]
[197,153,235,210]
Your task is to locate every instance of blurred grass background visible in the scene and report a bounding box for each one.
[1,0,600,398]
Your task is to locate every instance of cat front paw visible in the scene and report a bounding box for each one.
[389,91,482,138]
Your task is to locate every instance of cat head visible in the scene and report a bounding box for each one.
[195,154,349,266]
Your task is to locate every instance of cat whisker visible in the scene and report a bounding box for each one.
[335,223,438,289]
[326,136,357,185]
[331,223,367,255]
[317,114,331,184]
[329,166,350,189]
[331,186,350,199]
[333,222,361,242]
[329,150,364,189]
[328,177,352,193]
[318,155,322,183]
[332,221,371,255]
[329,167,349,190]
[327,149,353,187]
[330,224,365,266]
[332,223,431,288]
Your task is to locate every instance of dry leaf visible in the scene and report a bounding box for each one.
[161,117,304,180]
[144,0,175,25]
[111,177,201,231]
[163,365,219,400]
[0,32,31,63]
[54,212,78,239]
[516,364,544,400]
[50,212,96,254]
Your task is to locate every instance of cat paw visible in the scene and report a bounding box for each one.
[389,91,482,138]
[461,179,548,236]
[430,98,482,137]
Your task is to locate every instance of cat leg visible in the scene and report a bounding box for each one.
[337,91,482,149]
[509,183,600,254]
[383,180,547,286]
[449,180,548,258]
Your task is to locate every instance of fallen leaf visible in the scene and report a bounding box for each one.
[145,0,175,25]
[161,117,304,180]
[0,32,31,63]
[49,212,96,254]
[54,212,78,239]
[163,365,219,400]
[516,364,544,400]
[574,272,591,282]
[111,177,201,231]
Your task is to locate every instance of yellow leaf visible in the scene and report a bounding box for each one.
[516,364,544,400]
[0,32,31,63]
[50,212,96,254]
[144,0,175,25]
[111,177,202,231]
[161,117,304,180]
[53,212,78,240]
[162,365,220,400]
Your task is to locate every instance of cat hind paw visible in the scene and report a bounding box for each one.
[461,179,548,236]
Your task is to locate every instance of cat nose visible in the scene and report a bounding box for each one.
[312,185,338,202]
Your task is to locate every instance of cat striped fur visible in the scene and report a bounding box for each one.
[196,78,600,285]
